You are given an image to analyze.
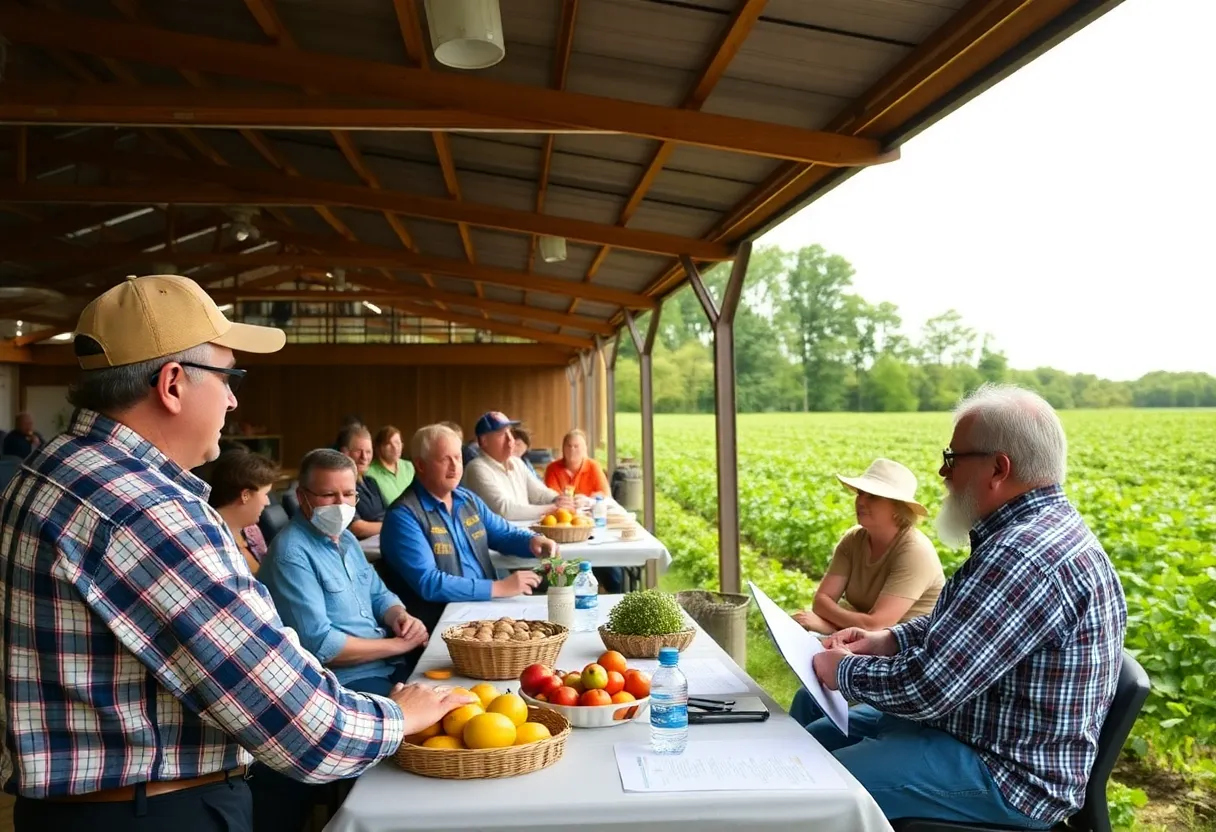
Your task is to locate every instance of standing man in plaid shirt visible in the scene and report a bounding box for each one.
[800,384,1127,829]
[0,275,473,831]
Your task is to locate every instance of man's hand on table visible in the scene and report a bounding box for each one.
[554,494,576,511]
[529,535,558,559]
[812,649,850,691]
[823,627,898,657]
[390,684,477,736]
[492,570,543,598]
[391,610,429,651]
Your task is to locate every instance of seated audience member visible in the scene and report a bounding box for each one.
[367,424,414,505]
[462,411,573,521]
[2,412,44,459]
[442,419,480,467]
[791,458,943,635]
[206,447,280,575]
[258,449,429,694]
[330,413,363,451]
[799,384,1127,829]
[381,424,555,632]
[544,429,610,497]
[338,424,385,539]
[511,426,545,483]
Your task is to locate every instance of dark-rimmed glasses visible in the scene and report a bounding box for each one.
[149,362,247,393]
[941,448,994,469]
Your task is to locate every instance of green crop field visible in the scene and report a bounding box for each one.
[615,409,1215,827]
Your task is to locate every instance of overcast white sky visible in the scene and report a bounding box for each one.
[758,0,1215,382]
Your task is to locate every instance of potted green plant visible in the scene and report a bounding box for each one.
[534,556,582,629]
[600,589,696,657]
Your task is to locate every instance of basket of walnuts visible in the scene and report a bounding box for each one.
[441,617,568,680]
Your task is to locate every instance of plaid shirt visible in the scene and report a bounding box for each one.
[0,410,405,798]
[838,485,1127,824]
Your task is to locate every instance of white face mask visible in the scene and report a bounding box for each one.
[310,503,357,538]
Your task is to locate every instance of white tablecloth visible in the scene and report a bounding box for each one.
[359,526,672,576]
[324,596,892,832]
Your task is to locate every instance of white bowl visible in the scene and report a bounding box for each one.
[521,691,650,728]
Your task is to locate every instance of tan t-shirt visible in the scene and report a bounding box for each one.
[826,525,944,621]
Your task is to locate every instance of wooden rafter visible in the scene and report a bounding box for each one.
[566,0,768,321]
[529,0,580,277]
[377,300,593,350]
[16,242,655,309]
[5,144,733,259]
[636,0,1077,302]
[0,205,147,258]
[0,7,894,168]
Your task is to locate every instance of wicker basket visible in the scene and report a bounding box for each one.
[529,523,593,544]
[442,621,568,680]
[392,707,570,779]
[598,625,696,658]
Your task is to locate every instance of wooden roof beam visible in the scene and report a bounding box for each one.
[0,6,895,168]
[6,144,732,260]
[12,243,655,309]
[377,300,593,350]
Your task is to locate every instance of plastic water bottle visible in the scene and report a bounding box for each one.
[649,647,688,754]
[572,561,599,632]
[592,495,608,528]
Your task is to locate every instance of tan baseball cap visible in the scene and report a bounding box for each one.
[73,274,285,370]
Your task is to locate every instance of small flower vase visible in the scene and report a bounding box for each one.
[547,585,575,630]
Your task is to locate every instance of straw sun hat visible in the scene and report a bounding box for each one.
[836,458,928,517]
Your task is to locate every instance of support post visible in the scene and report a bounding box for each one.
[565,363,579,431]
[598,333,619,477]
[625,308,661,536]
[682,244,750,595]
[15,127,28,185]
[579,349,595,455]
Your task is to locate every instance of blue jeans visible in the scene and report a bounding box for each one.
[790,689,1053,829]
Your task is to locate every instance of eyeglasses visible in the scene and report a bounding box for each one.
[149,361,247,393]
[942,448,995,469]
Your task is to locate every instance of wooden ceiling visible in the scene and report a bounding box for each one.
[0,0,1126,355]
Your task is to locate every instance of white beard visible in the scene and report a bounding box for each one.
[936,485,981,548]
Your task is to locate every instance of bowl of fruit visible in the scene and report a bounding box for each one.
[531,508,594,544]
[517,651,652,728]
[394,684,571,779]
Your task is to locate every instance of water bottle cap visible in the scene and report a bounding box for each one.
[579,560,592,571]
[595,495,603,501]
[658,646,679,666]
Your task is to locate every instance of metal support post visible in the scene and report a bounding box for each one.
[565,362,579,431]
[580,349,595,454]
[597,333,620,476]
[625,308,661,538]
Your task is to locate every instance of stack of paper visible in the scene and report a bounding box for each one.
[614,739,846,792]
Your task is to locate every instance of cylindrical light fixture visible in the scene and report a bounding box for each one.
[423,0,505,70]
[539,235,567,263]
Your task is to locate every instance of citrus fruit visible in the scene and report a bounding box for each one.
[463,712,517,749]
[514,722,552,745]
[579,689,612,706]
[441,703,484,737]
[403,722,442,745]
[597,650,628,676]
[422,735,464,749]
[541,514,557,527]
[555,508,573,525]
[423,668,452,680]
[486,692,529,727]
[470,683,500,709]
[623,669,650,699]
[611,691,636,704]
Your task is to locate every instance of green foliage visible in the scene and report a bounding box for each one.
[621,409,1216,775]
[614,242,1215,414]
[1107,781,1150,831]
[605,589,686,635]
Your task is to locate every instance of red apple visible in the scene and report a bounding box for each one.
[549,686,580,707]
[535,674,564,699]
[581,663,609,690]
[519,663,556,697]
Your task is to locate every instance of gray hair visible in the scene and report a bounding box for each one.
[337,425,372,450]
[954,383,1067,485]
[67,343,212,414]
[411,424,461,461]
[298,448,357,490]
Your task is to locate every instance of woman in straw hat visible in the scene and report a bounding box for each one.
[791,458,944,635]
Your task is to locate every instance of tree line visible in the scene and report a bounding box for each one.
[614,244,1216,413]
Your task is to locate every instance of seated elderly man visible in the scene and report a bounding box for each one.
[2,412,44,459]
[381,424,555,632]
[259,449,429,695]
[462,411,574,521]
[803,384,1127,830]
[338,424,386,540]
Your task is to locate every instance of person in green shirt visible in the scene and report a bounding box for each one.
[366,425,414,505]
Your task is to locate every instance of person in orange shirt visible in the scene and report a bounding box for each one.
[544,429,610,498]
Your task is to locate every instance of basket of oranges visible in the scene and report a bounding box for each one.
[531,508,593,544]
[394,684,571,779]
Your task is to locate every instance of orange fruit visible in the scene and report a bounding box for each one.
[598,651,628,676]
[470,683,500,709]
[403,721,442,745]
[623,669,651,699]
[487,693,529,727]
[441,703,484,737]
[541,514,557,527]
[514,722,552,745]
[604,671,625,696]
[423,668,452,680]
[555,508,573,525]
[423,735,464,749]
[579,689,612,707]
[463,713,517,749]
[611,691,636,704]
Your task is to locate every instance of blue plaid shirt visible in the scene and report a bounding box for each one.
[0,410,405,797]
[837,485,1127,824]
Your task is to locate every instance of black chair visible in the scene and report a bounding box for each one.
[894,651,1150,832]
[281,489,300,518]
[0,454,23,493]
[258,504,290,543]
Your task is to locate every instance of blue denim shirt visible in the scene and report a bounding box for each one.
[259,513,404,685]
[380,485,536,603]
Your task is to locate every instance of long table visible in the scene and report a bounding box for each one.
[359,524,672,591]
[325,596,893,832]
